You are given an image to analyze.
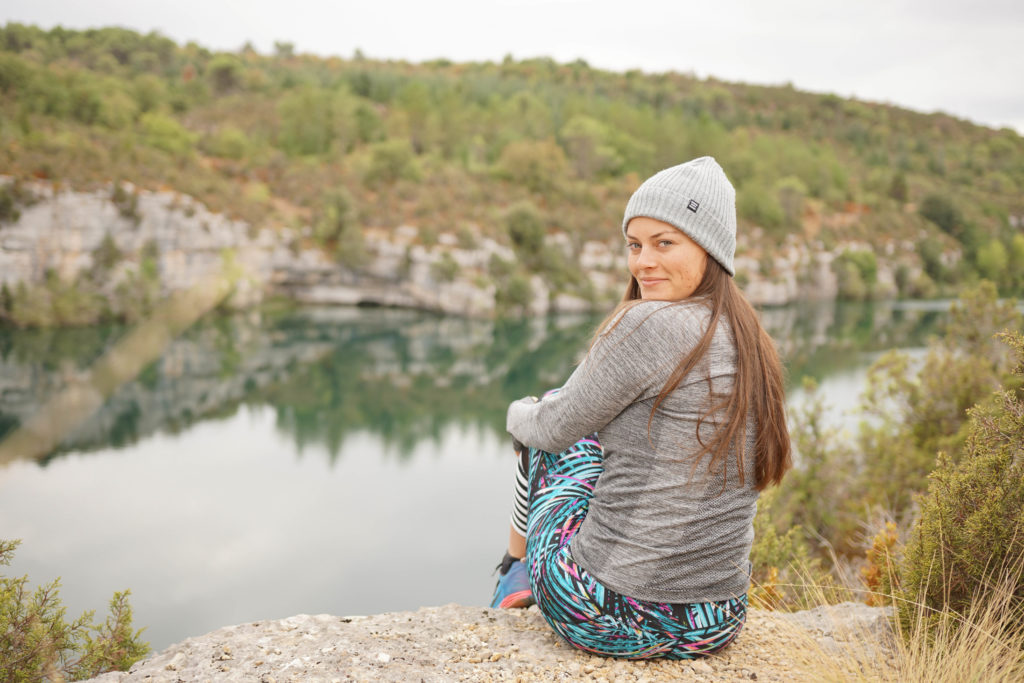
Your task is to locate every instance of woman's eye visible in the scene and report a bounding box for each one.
[626,242,640,250]
[658,240,674,247]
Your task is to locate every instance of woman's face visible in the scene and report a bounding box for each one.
[626,216,708,301]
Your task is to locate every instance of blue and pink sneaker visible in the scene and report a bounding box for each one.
[489,553,535,609]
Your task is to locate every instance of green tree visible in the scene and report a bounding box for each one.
[560,115,622,180]
[888,172,908,202]
[919,194,964,238]
[139,112,195,156]
[832,249,877,300]
[495,139,568,193]
[1009,234,1024,293]
[364,139,419,186]
[0,539,150,681]
[396,80,433,153]
[917,239,947,283]
[314,188,365,267]
[97,87,138,129]
[853,282,1021,518]
[975,239,1008,285]
[737,181,784,233]
[504,201,545,266]
[277,87,334,156]
[131,73,167,113]
[204,125,251,160]
[495,272,533,315]
[206,54,243,95]
[775,175,808,228]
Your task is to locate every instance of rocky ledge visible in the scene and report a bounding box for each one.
[90,602,895,682]
[1,180,859,321]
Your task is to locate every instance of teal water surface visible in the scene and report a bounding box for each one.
[0,301,949,650]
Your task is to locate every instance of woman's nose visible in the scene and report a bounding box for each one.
[635,246,656,269]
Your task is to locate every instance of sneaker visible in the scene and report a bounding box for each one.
[489,554,534,609]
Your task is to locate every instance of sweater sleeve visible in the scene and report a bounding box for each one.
[506,301,701,453]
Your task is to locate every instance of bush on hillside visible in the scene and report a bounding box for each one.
[893,331,1024,639]
[139,112,196,157]
[852,282,1020,518]
[832,249,878,300]
[919,194,963,237]
[364,139,419,186]
[504,201,545,266]
[495,139,567,194]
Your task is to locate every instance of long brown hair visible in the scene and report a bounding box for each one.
[595,260,791,491]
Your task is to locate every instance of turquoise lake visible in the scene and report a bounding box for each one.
[0,300,952,650]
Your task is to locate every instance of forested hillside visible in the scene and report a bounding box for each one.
[1,23,1022,300]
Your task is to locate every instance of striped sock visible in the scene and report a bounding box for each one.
[510,449,529,537]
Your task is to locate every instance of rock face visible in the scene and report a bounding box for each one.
[88,603,895,682]
[0,181,280,309]
[1,180,850,318]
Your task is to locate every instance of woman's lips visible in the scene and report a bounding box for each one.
[639,278,666,286]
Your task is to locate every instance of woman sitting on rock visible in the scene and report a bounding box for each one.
[491,156,792,660]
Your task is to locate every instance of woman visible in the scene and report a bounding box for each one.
[490,156,792,660]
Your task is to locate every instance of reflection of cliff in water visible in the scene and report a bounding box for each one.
[0,301,948,464]
[763,300,947,383]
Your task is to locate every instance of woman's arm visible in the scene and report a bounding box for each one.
[506,301,700,453]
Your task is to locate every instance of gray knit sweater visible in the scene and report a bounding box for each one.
[506,299,759,603]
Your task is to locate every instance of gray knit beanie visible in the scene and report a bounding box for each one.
[621,156,737,276]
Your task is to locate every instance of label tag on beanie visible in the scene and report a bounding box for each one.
[687,199,700,213]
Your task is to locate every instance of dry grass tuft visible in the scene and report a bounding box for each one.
[748,558,1024,682]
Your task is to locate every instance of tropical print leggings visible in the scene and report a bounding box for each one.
[522,435,747,659]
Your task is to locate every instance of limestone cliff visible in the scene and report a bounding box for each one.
[0,179,853,320]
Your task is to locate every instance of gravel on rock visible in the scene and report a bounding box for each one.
[88,603,896,682]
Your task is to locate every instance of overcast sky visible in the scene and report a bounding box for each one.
[4,0,1024,134]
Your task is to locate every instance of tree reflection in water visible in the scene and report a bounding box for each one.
[0,301,949,466]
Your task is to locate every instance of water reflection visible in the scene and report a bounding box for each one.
[0,301,949,465]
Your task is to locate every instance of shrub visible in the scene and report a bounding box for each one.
[0,539,150,680]
[139,112,195,157]
[456,225,477,250]
[919,194,963,238]
[92,233,122,275]
[559,115,622,180]
[888,172,908,202]
[504,201,545,267]
[976,239,1008,285]
[277,87,335,156]
[852,284,1020,518]
[97,88,138,129]
[0,185,22,225]
[774,175,808,228]
[313,189,364,268]
[737,181,784,233]
[495,272,533,315]
[364,139,419,186]
[431,251,459,283]
[749,483,840,611]
[860,521,901,607]
[1010,234,1024,294]
[833,249,877,300]
[110,183,140,224]
[894,331,1024,640]
[917,238,947,282]
[495,139,567,193]
[205,125,251,160]
[206,54,243,95]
